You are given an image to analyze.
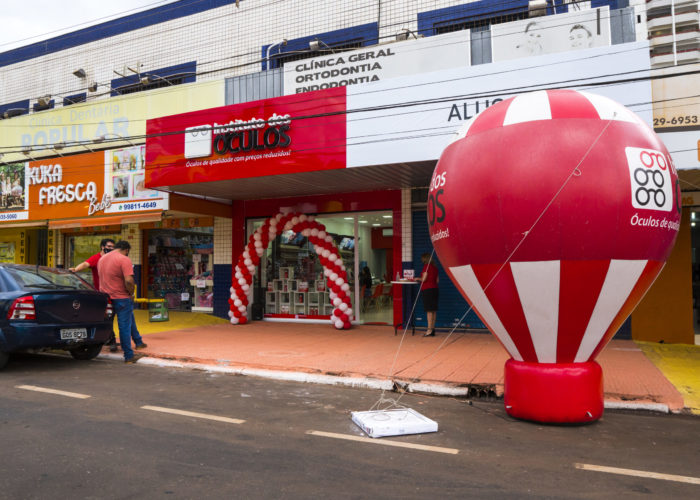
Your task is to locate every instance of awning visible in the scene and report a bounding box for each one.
[0,220,48,228]
[48,211,163,230]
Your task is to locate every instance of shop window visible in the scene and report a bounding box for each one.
[65,233,121,287]
[418,0,530,37]
[0,99,29,119]
[63,93,86,106]
[147,226,213,312]
[262,23,378,70]
[110,61,196,96]
[32,98,55,112]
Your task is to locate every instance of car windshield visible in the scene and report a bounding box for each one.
[6,267,94,291]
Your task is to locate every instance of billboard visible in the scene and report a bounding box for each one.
[145,87,347,188]
[491,7,611,62]
[283,30,470,95]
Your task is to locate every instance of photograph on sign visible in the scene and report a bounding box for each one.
[491,7,611,62]
[104,147,167,213]
[0,163,27,212]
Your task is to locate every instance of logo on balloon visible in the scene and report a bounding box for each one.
[626,147,673,212]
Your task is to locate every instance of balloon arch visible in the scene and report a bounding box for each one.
[229,212,353,329]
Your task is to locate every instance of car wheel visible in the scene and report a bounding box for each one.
[0,352,9,370]
[69,344,104,361]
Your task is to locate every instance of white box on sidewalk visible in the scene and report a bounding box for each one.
[351,408,438,438]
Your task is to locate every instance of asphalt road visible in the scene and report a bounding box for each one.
[0,353,698,499]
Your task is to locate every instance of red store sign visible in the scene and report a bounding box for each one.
[145,87,347,188]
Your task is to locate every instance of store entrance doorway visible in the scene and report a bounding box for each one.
[249,210,394,325]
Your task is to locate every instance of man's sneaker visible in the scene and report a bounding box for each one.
[134,343,148,350]
[109,344,119,353]
[124,353,145,364]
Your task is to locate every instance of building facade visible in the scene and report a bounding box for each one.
[0,0,697,343]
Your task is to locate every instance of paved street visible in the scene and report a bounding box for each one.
[1,353,698,499]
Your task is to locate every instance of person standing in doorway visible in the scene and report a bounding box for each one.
[417,252,439,337]
[70,238,118,352]
[98,240,148,363]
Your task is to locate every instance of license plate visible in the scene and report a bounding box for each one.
[60,328,87,340]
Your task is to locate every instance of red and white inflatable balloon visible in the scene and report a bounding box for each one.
[430,89,680,423]
[229,212,353,330]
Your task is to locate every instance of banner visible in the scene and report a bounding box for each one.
[283,31,470,95]
[145,87,347,188]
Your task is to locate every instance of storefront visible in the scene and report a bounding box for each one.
[245,204,399,324]
[141,217,215,312]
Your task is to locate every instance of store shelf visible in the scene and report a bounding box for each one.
[192,306,214,313]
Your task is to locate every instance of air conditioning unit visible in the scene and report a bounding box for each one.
[528,0,547,17]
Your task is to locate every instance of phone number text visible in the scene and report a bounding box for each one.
[118,201,159,211]
[653,115,698,127]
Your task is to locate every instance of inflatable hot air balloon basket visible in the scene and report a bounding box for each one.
[429,89,680,424]
[229,212,353,330]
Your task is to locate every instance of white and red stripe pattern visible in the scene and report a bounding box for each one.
[229,212,353,330]
[452,89,648,143]
[449,259,665,364]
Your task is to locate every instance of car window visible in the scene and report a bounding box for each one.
[6,267,94,291]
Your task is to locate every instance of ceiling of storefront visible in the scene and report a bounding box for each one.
[156,161,436,201]
[679,169,700,192]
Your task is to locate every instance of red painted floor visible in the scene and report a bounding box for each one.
[112,321,685,412]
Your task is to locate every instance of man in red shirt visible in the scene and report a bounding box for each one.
[98,240,148,363]
[70,238,118,351]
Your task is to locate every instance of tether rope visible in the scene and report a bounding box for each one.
[370,113,617,411]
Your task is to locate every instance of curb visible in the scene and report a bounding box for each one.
[98,353,682,415]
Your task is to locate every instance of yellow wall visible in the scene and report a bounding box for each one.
[631,209,694,344]
[0,228,28,264]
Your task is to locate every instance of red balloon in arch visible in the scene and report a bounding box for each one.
[430,89,681,423]
[230,212,353,330]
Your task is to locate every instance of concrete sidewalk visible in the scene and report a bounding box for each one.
[102,311,699,416]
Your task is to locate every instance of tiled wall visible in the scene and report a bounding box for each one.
[121,224,142,265]
[213,217,232,265]
[213,217,233,319]
[0,1,475,105]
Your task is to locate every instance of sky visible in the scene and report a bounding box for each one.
[0,0,178,52]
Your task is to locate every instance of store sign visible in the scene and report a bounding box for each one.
[282,30,470,95]
[0,80,225,164]
[652,64,700,131]
[491,7,611,62]
[0,162,29,221]
[28,162,110,214]
[28,153,106,220]
[145,87,347,188]
[346,41,653,167]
